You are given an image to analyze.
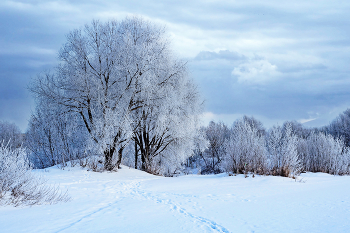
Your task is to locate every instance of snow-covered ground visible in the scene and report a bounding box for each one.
[1,166,349,233]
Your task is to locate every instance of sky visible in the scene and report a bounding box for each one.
[1,0,350,132]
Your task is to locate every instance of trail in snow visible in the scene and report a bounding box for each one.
[129,180,231,233]
[56,175,231,233]
[55,201,118,233]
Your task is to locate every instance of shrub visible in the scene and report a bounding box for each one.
[0,143,69,206]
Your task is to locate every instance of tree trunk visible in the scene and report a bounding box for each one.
[104,147,116,171]
[134,140,138,169]
[141,153,146,171]
[116,147,123,169]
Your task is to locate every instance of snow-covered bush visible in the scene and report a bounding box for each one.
[0,143,69,206]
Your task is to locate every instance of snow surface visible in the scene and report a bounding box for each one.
[1,166,350,233]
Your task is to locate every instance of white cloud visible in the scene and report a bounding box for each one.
[232,59,280,84]
[299,118,318,124]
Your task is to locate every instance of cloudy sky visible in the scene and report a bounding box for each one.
[1,0,350,131]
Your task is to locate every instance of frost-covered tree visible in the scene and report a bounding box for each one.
[31,17,203,172]
[266,125,283,171]
[242,116,266,137]
[184,126,209,170]
[200,121,230,174]
[224,117,266,175]
[131,76,203,175]
[305,132,349,174]
[326,108,350,147]
[266,123,301,177]
[0,121,23,149]
[296,137,308,171]
[282,120,311,139]
[279,123,301,177]
[26,95,87,169]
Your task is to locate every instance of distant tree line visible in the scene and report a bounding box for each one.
[2,106,348,179]
[186,113,350,177]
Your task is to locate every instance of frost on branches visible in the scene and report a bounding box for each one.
[304,132,350,175]
[30,17,204,173]
[222,120,301,177]
[266,123,301,177]
[224,118,266,175]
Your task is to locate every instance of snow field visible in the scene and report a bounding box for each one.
[0,166,349,233]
